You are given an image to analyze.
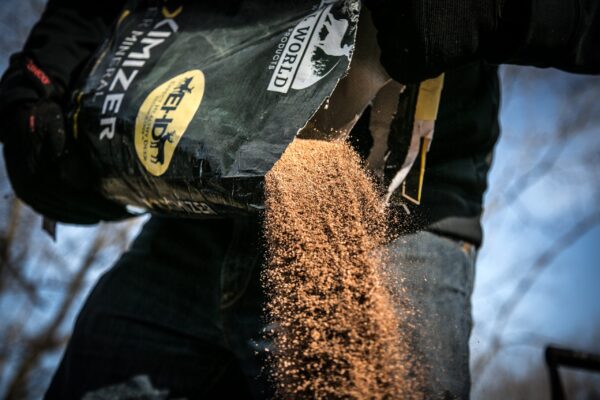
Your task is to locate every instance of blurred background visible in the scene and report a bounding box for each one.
[0,1,599,399]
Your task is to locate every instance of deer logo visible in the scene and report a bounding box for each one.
[293,12,351,90]
[268,4,353,93]
[177,77,194,94]
[135,69,205,176]
[150,130,175,165]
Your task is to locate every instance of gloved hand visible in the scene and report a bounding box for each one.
[1,57,130,224]
[364,0,527,83]
[1,100,131,224]
[2,100,66,174]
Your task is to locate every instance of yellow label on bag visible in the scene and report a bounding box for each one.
[135,70,205,176]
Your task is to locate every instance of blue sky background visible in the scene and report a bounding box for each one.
[0,1,599,398]
[471,66,600,397]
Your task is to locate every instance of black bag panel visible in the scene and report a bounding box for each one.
[71,0,360,216]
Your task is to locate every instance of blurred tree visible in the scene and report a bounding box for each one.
[0,192,137,398]
[471,66,600,399]
[0,0,46,73]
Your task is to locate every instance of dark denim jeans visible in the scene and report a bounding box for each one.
[387,231,477,399]
[45,218,475,399]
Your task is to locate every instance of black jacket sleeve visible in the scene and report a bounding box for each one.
[492,0,600,74]
[0,0,124,109]
[366,0,600,83]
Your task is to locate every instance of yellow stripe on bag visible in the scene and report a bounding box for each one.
[72,91,84,139]
[117,9,131,26]
[415,74,445,121]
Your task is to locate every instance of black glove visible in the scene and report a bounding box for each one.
[3,101,66,171]
[2,100,131,224]
[1,57,130,224]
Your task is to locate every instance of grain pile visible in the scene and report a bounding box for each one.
[263,138,422,399]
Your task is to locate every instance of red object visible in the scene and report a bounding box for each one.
[25,58,51,86]
[29,114,36,134]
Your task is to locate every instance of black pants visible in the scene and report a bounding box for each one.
[45,216,271,399]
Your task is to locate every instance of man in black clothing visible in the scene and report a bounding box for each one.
[1,1,598,398]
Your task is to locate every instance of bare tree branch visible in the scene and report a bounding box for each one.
[0,198,21,290]
[4,229,110,400]
[472,209,600,390]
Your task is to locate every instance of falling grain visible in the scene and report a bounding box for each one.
[263,138,422,399]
